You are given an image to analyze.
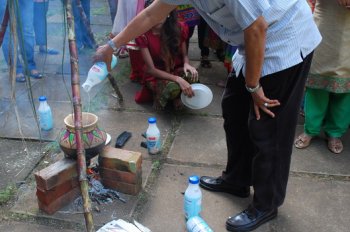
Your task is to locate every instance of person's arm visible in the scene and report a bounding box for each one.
[140,47,195,97]
[93,0,177,71]
[244,16,280,120]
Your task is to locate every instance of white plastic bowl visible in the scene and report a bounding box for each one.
[181,83,213,109]
[105,133,111,145]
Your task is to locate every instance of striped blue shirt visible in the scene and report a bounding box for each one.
[161,0,322,78]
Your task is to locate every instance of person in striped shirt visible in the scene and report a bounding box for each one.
[94,1,321,231]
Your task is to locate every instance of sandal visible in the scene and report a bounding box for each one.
[39,47,59,55]
[327,137,343,154]
[15,73,26,83]
[294,133,313,149]
[200,56,212,68]
[30,70,43,79]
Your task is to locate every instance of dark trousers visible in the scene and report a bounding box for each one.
[221,53,313,211]
[197,17,209,57]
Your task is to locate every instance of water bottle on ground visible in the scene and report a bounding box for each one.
[38,96,53,130]
[82,55,118,92]
[146,117,161,154]
[186,216,213,232]
[184,175,202,220]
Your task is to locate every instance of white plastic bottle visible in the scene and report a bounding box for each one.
[186,216,213,232]
[38,96,53,130]
[184,175,202,220]
[82,55,118,92]
[146,117,161,155]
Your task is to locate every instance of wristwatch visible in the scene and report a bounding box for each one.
[107,39,118,52]
[245,83,261,93]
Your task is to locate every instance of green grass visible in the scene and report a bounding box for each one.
[0,185,17,205]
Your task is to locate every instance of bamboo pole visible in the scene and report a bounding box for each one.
[64,1,95,231]
[0,3,9,47]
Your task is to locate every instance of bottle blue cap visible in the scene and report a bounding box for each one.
[148,117,156,124]
[188,175,199,184]
[39,96,47,101]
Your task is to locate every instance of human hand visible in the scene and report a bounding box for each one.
[337,0,350,9]
[176,76,194,97]
[93,44,113,72]
[183,63,199,82]
[250,86,281,120]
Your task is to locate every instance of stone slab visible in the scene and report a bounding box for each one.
[168,116,227,166]
[11,160,153,228]
[197,61,229,86]
[0,139,48,189]
[138,164,350,232]
[138,164,258,232]
[95,110,172,159]
[0,101,73,140]
[277,175,350,232]
[291,125,350,176]
[0,221,76,232]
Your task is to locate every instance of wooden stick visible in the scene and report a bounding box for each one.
[65,1,95,231]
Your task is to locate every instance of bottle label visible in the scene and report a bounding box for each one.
[91,62,107,81]
[186,216,213,232]
[184,195,201,219]
[91,65,102,73]
[147,136,161,154]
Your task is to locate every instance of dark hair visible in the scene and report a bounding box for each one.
[160,10,181,72]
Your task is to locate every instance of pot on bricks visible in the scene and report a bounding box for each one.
[58,112,107,160]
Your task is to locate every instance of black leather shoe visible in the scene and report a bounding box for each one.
[199,176,250,198]
[226,205,278,231]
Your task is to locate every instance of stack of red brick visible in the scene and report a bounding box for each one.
[99,146,142,196]
[34,146,142,215]
[35,158,80,215]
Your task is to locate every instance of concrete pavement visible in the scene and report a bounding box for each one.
[0,0,349,231]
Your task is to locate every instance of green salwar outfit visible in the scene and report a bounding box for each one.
[304,89,350,138]
[304,0,350,138]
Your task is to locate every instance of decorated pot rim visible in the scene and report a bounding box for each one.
[64,112,98,132]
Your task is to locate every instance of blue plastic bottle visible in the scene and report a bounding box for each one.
[186,216,214,232]
[184,175,202,220]
[38,96,53,130]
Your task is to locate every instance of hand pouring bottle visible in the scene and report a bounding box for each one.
[82,55,118,92]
